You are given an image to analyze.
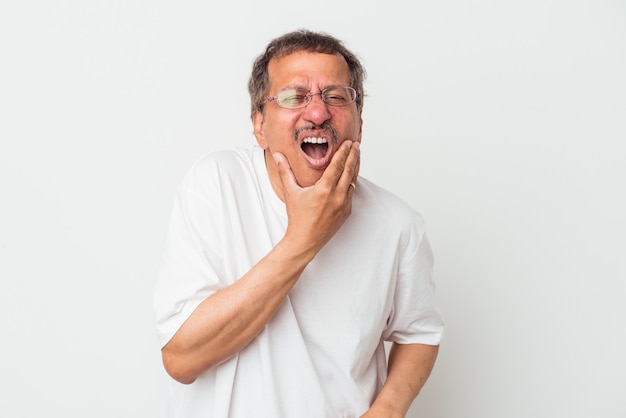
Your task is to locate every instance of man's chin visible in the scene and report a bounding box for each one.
[294,168,324,187]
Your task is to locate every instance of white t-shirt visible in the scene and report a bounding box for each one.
[154,145,444,418]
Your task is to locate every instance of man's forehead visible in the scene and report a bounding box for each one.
[267,51,350,84]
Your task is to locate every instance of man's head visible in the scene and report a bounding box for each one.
[249,30,366,191]
[248,30,366,117]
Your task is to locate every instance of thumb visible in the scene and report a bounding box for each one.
[273,152,299,193]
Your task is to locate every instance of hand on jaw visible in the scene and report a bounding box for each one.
[161,140,361,384]
[273,139,360,261]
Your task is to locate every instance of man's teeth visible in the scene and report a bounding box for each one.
[303,137,327,144]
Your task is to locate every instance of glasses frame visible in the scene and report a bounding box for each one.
[262,86,359,110]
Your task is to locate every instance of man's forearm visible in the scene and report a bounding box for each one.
[362,343,439,418]
[161,142,361,385]
[161,239,312,384]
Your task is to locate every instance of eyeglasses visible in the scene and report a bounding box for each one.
[262,86,359,109]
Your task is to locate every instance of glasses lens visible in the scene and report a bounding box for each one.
[272,86,357,109]
[276,89,310,109]
[322,86,357,106]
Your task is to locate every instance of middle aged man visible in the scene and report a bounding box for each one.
[154,29,445,418]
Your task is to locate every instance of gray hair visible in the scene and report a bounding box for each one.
[248,29,366,117]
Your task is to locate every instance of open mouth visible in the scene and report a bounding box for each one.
[301,136,329,160]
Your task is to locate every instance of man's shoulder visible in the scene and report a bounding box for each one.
[182,145,259,181]
[358,178,421,214]
[174,146,264,201]
[355,177,426,232]
[190,146,259,173]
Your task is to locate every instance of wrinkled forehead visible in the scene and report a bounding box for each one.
[267,51,351,91]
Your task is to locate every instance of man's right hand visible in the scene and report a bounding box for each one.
[162,140,360,384]
[273,140,361,260]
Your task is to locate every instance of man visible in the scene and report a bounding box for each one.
[154,29,444,418]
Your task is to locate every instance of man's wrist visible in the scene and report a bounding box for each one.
[365,397,406,418]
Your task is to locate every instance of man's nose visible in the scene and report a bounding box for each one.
[303,93,331,125]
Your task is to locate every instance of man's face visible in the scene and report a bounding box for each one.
[253,51,362,193]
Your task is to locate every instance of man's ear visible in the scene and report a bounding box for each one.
[252,111,268,149]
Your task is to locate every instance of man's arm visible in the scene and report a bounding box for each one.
[161,140,360,384]
[361,343,439,418]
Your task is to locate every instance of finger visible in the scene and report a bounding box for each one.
[273,152,299,193]
[338,141,360,192]
[352,141,361,180]
[318,140,353,186]
[348,155,360,196]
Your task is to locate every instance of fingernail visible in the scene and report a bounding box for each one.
[354,141,360,150]
[273,153,280,164]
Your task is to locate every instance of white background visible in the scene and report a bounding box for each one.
[1,1,625,417]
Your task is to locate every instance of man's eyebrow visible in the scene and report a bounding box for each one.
[277,84,309,91]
